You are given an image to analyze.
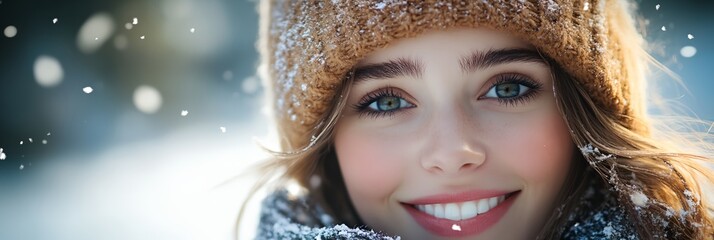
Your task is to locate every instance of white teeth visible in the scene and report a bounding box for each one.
[434,204,445,218]
[477,199,490,214]
[444,203,461,221]
[414,194,510,220]
[488,197,498,208]
[425,204,435,215]
[460,201,478,219]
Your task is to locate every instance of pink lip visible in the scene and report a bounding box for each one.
[402,191,520,237]
[404,190,515,205]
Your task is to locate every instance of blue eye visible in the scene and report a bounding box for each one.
[482,74,542,106]
[368,96,413,111]
[354,87,415,118]
[485,83,531,99]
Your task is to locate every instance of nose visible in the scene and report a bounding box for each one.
[419,109,486,174]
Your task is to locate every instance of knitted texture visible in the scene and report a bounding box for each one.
[258,0,647,149]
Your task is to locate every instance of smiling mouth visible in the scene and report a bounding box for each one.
[406,191,518,221]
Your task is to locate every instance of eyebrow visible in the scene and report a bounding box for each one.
[351,48,546,84]
[352,58,423,84]
[459,48,546,73]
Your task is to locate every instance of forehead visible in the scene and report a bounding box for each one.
[356,28,533,67]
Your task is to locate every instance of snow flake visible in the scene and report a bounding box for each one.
[19,164,24,170]
[583,2,590,11]
[140,35,145,40]
[20,141,23,145]
[190,27,195,33]
[133,85,162,114]
[451,224,461,231]
[125,23,133,30]
[630,191,648,207]
[579,144,614,164]
[219,127,226,133]
[132,17,138,25]
[655,4,660,10]
[687,34,694,39]
[28,138,33,143]
[374,2,387,10]
[300,83,307,91]
[290,114,297,122]
[47,132,51,136]
[33,55,64,88]
[660,26,666,31]
[0,148,5,160]
[180,110,188,116]
[83,86,93,93]
[52,18,58,24]
[77,12,115,54]
[3,25,17,38]
[680,46,696,58]
[42,139,47,144]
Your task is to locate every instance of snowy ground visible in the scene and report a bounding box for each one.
[0,119,270,240]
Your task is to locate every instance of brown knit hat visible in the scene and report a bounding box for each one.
[258,0,648,150]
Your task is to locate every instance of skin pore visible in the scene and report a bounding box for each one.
[333,28,575,239]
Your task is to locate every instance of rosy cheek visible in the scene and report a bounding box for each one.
[499,114,572,181]
[335,131,404,201]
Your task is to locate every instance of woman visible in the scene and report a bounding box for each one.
[242,0,714,239]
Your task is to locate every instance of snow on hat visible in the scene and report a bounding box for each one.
[258,0,648,150]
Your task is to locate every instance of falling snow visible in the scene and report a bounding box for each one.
[42,139,47,145]
[83,86,93,93]
[190,28,195,33]
[140,35,145,40]
[0,148,6,160]
[132,17,138,25]
[680,46,697,58]
[20,141,23,145]
[181,110,188,116]
[3,25,17,38]
[125,23,133,30]
[19,164,24,170]
[133,85,162,114]
[28,138,33,143]
[660,26,666,31]
[687,34,694,39]
[655,4,660,10]
[219,127,226,133]
[52,18,58,24]
[34,55,64,87]
[77,12,114,54]
[451,224,461,231]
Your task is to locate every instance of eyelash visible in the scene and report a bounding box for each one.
[352,73,543,118]
[352,87,413,119]
[482,73,543,107]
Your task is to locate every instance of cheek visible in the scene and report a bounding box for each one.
[491,112,573,182]
[334,128,405,202]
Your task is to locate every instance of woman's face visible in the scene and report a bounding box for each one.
[333,28,574,239]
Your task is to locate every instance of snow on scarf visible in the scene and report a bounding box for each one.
[255,187,637,239]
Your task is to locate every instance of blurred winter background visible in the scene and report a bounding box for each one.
[0,0,711,239]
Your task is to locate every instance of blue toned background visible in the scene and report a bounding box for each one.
[0,0,711,239]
